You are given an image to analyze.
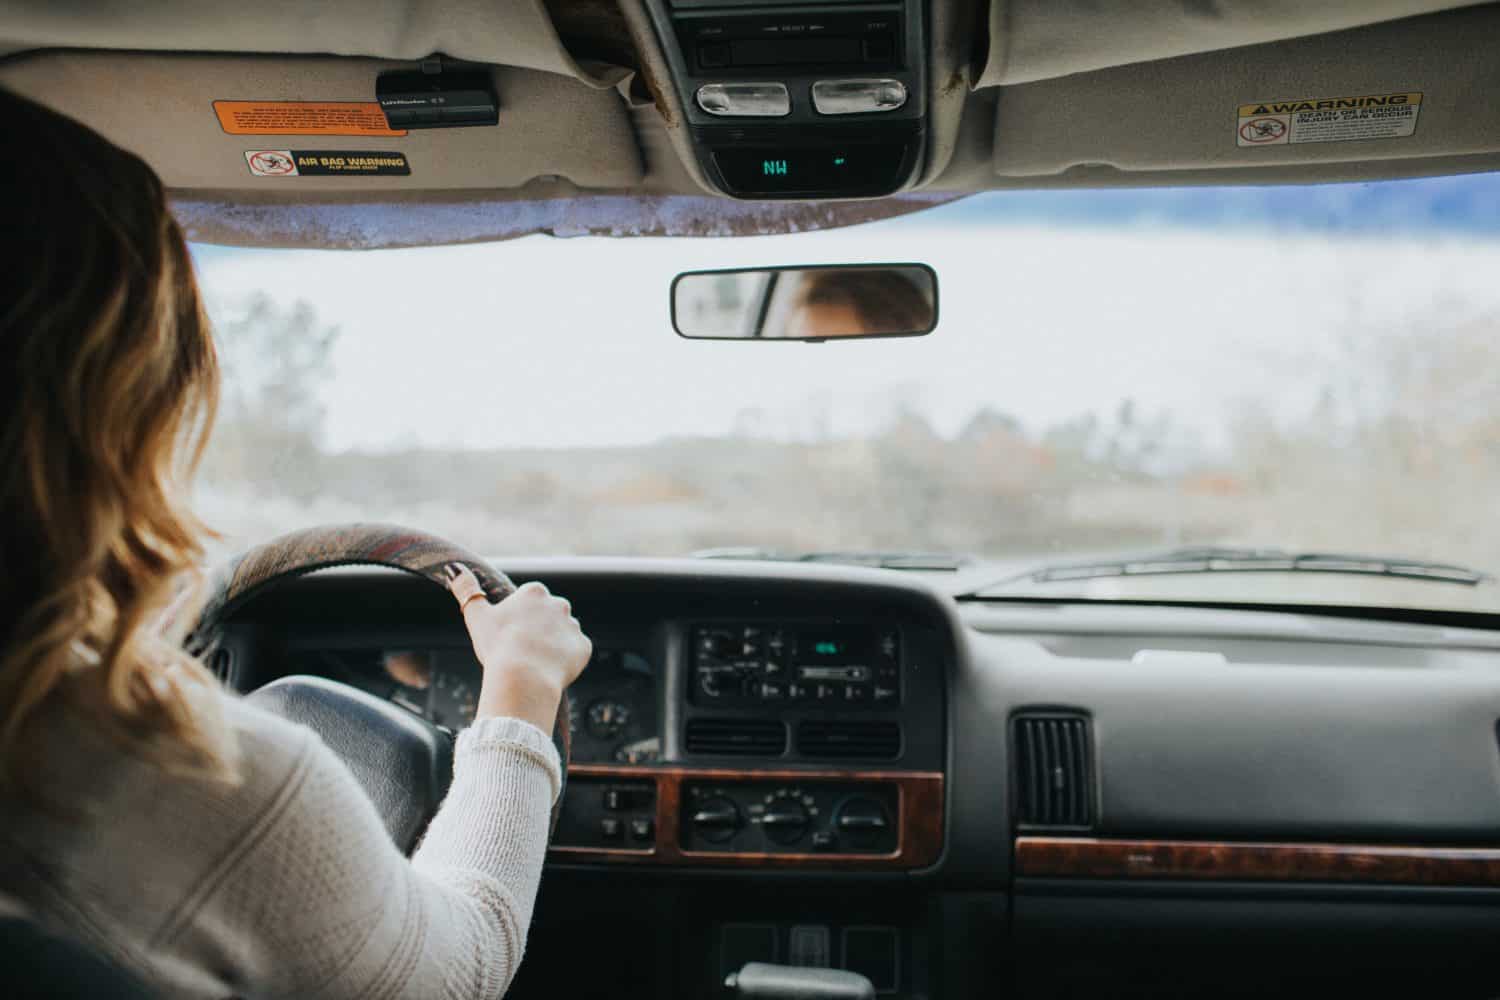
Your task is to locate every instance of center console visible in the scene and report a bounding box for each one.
[549,611,947,871]
[643,0,929,199]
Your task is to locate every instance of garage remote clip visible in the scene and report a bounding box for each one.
[377,59,498,129]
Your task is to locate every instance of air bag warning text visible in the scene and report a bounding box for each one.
[1236,92,1422,147]
[215,101,405,136]
[245,150,411,177]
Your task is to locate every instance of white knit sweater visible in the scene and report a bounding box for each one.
[0,691,560,999]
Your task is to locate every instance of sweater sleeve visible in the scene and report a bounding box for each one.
[172,714,560,1000]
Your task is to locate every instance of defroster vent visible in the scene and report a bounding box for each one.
[797,720,901,760]
[1013,713,1094,829]
[685,718,787,756]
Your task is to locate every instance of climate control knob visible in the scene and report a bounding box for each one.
[690,795,742,844]
[834,796,891,850]
[760,797,811,846]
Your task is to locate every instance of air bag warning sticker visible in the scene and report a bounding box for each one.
[215,101,405,136]
[245,150,410,177]
[1236,92,1421,147]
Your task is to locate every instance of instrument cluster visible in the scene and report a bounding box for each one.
[286,643,660,765]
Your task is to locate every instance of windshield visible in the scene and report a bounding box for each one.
[190,174,1500,613]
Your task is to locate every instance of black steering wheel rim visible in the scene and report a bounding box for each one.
[188,522,571,844]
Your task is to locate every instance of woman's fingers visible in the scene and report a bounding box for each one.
[444,562,483,602]
[445,563,494,632]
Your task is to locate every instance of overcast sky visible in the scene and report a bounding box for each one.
[190,185,1500,456]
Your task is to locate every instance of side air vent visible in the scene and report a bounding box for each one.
[685,718,787,756]
[797,720,902,760]
[1013,713,1095,829]
[207,648,235,684]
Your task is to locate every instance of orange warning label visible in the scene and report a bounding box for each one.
[213,101,406,137]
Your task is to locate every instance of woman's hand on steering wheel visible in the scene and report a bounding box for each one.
[445,564,592,733]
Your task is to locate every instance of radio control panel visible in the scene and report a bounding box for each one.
[692,622,900,708]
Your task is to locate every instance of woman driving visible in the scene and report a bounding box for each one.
[0,88,590,998]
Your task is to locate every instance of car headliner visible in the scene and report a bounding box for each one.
[2,0,1497,247]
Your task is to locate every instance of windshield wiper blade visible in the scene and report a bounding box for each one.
[690,548,969,571]
[961,545,1491,597]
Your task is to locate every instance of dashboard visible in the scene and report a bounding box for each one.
[236,564,950,873]
[219,556,1500,998]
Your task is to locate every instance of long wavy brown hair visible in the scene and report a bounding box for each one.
[0,88,236,793]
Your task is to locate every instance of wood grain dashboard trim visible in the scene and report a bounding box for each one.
[549,765,944,869]
[1015,836,1500,887]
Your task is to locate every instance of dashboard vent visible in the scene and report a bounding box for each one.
[797,720,902,760]
[686,718,787,757]
[207,648,235,684]
[1013,714,1095,829]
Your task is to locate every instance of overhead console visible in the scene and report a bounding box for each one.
[644,0,928,199]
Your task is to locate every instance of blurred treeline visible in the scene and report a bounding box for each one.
[197,294,1500,571]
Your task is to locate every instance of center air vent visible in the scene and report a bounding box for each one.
[1013,713,1095,829]
[797,720,902,760]
[686,718,787,757]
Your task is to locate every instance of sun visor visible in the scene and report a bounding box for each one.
[0,0,628,89]
[0,51,644,192]
[974,0,1482,89]
[991,5,1500,179]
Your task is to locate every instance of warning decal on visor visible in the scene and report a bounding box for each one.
[215,101,406,136]
[1235,92,1422,147]
[245,150,411,177]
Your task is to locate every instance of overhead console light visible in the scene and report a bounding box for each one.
[696,82,791,117]
[646,0,928,200]
[811,79,907,115]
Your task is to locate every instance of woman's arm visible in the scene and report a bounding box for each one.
[174,715,558,999]
[168,570,590,999]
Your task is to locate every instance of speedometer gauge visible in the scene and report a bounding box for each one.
[586,700,631,738]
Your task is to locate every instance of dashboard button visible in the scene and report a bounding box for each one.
[759,681,785,700]
[815,683,839,702]
[630,817,654,841]
[601,818,624,841]
[873,685,898,704]
[699,667,734,698]
[788,682,811,701]
[603,788,631,811]
[844,684,869,703]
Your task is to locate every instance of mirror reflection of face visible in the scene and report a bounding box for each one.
[786,297,871,338]
[778,268,934,339]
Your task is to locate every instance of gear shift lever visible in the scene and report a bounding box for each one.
[724,962,875,1000]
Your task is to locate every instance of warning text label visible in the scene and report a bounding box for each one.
[1236,92,1422,147]
[245,150,411,177]
[216,101,406,137]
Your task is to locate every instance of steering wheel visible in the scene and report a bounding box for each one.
[188,523,571,852]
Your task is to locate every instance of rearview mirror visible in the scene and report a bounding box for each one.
[672,264,937,342]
